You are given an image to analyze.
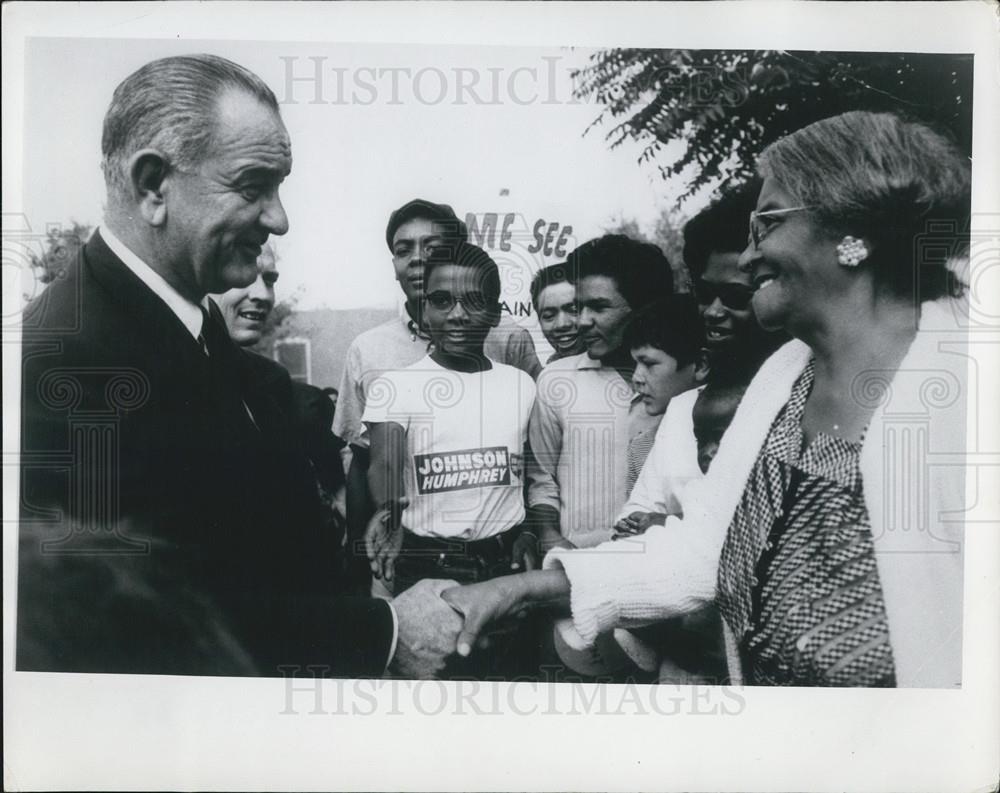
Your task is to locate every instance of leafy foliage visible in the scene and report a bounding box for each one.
[602,210,689,291]
[573,50,973,205]
[29,222,93,286]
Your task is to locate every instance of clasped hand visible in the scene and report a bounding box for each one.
[612,511,666,540]
[388,575,529,678]
[372,506,561,678]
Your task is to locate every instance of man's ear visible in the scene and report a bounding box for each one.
[680,360,699,387]
[128,149,171,227]
[488,302,502,328]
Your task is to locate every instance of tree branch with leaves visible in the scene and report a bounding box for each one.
[573,50,972,205]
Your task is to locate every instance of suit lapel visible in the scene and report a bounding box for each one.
[83,233,296,475]
[84,230,207,367]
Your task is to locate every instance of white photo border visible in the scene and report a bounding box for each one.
[3,2,999,791]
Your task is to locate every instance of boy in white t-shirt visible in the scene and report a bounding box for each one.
[362,242,537,598]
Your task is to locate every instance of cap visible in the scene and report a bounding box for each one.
[385,199,469,251]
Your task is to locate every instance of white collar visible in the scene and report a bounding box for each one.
[100,225,207,340]
[396,294,429,341]
[566,351,605,371]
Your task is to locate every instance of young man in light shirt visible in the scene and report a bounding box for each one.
[335,199,541,591]
[526,234,674,551]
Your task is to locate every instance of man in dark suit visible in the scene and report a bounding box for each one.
[17,53,461,678]
[214,242,348,574]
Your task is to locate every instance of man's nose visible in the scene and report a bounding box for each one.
[737,239,758,274]
[447,300,469,321]
[247,276,273,304]
[554,310,575,331]
[261,193,289,236]
[577,308,595,328]
[704,297,726,318]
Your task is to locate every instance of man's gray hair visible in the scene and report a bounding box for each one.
[101,54,280,205]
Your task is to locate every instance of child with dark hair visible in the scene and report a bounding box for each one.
[363,242,538,598]
[362,242,540,677]
[527,234,674,551]
[613,182,781,539]
[529,262,584,363]
[692,381,747,475]
[336,198,540,593]
[622,296,704,490]
[611,296,704,539]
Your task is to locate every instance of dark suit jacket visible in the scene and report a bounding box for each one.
[288,381,347,494]
[18,230,393,677]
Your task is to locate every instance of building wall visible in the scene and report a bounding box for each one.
[264,307,397,390]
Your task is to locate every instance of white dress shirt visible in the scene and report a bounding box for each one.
[100,225,207,339]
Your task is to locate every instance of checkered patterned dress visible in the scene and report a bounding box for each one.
[716,362,896,687]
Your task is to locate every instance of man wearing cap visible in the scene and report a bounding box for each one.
[335,199,541,591]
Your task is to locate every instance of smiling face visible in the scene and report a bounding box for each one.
[423,263,500,359]
[217,245,278,347]
[630,344,696,416]
[536,281,581,357]
[748,177,843,334]
[696,251,756,354]
[162,89,291,297]
[391,217,449,304]
[576,275,633,361]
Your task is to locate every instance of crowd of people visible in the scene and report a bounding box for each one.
[18,53,970,687]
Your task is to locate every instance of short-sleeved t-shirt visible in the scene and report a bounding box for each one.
[362,356,536,540]
[334,313,541,450]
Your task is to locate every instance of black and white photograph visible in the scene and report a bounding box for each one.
[4,2,999,790]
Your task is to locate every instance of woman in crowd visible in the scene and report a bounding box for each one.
[604,185,785,683]
[614,180,784,534]
[444,111,970,688]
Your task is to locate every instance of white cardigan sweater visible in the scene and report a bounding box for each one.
[545,299,968,687]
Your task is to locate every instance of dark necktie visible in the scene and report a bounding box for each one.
[199,305,259,430]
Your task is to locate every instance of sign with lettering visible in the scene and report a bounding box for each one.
[415,446,513,494]
[464,212,577,359]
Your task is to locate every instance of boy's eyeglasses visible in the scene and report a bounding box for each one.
[694,279,754,311]
[425,290,491,313]
[748,206,812,248]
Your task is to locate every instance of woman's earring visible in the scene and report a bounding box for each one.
[837,236,869,267]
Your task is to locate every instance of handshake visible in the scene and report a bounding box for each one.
[367,502,576,679]
[387,577,529,679]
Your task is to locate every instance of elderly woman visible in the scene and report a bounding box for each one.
[444,111,970,688]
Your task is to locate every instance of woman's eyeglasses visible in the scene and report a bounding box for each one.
[748,206,812,248]
[694,280,754,311]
